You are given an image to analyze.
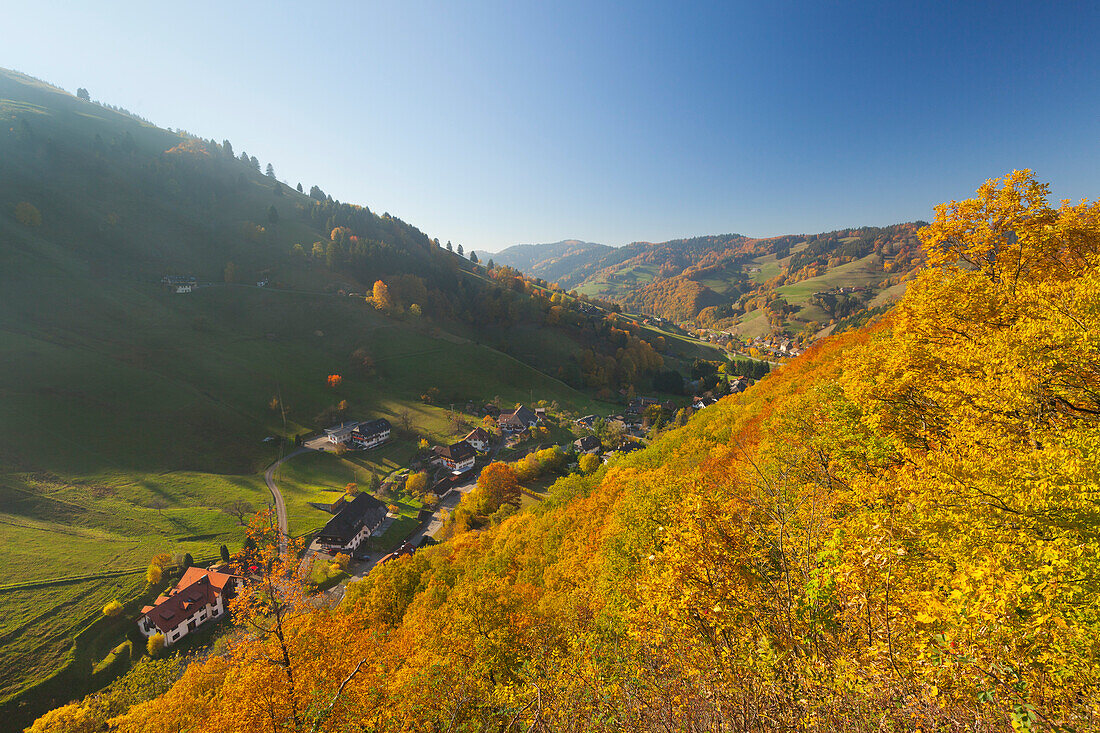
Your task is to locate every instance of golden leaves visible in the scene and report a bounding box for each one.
[90,171,1100,732]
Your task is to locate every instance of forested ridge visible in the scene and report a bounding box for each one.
[32,171,1099,732]
[482,224,927,350]
[475,240,613,285]
[609,225,924,326]
[0,68,684,395]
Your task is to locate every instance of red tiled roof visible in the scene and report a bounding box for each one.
[178,566,235,593]
[141,568,235,633]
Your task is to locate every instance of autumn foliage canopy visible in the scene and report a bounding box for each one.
[71,172,1100,732]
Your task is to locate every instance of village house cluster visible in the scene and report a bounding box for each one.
[746,334,803,358]
[428,403,544,477]
[691,326,804,359]
[136,390,729,651]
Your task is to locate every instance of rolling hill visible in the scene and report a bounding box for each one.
[0,67,733,722]
[495,227,927,344]
[473,239,612,284]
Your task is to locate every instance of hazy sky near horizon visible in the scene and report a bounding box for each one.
[6,1,1100,251]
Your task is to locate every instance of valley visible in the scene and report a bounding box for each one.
[497,225,924,349]
[0,67,738,724]
[3,20,1097,728]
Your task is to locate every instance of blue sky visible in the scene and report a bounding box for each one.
[6,0,1100,250]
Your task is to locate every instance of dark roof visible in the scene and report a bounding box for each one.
[463,427,491,443]
[435,441,475,462]
[574,435,601,451]
[354,418,391,437]
[501,404,538,427]
[513,405,538,424]
[317,493,387,545]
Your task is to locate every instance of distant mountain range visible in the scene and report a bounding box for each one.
[474,239,613,285]
[483,227,928,339]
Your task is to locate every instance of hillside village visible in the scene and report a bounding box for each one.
[110,381,750,661]
[5,12,1093,725]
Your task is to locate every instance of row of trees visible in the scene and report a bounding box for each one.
[445,447,569,533]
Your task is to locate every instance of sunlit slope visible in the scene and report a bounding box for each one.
[102,172,1099,732]
[0,67,602,714]
[556,227,926,335]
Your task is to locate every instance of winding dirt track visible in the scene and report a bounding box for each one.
[263,447,311,550]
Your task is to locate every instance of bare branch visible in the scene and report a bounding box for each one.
[310,657,369,733]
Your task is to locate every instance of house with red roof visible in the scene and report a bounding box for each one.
[137,567,236,646]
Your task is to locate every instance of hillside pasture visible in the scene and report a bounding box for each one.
[746,241,808,283]
[776,252,887,305]
[694,262,746,294]
[0,273,596,709]
[725,308,770,338]
[0,574,147,705]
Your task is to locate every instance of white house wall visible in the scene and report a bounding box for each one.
[139,592,227,646]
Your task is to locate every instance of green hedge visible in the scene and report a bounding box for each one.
[92,640,132,678]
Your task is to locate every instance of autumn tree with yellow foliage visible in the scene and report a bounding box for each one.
[43,173,1098,733]
[630,170,1100,730]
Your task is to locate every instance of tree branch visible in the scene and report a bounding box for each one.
[310,657,369,733]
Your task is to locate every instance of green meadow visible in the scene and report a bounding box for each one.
[0,272,596,709]
[775,252,888,303]
[0,66,704,717]
[726,246,901,337]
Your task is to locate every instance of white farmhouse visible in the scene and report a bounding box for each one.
[138,567,236,646]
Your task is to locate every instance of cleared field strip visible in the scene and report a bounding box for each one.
[0,555,217,593]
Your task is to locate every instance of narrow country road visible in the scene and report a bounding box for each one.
[264,446,312,550]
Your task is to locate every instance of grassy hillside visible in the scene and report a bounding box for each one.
[0,269,606,708]
[0,67,631,716]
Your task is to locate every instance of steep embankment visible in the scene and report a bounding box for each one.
[90,172,1099,732]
